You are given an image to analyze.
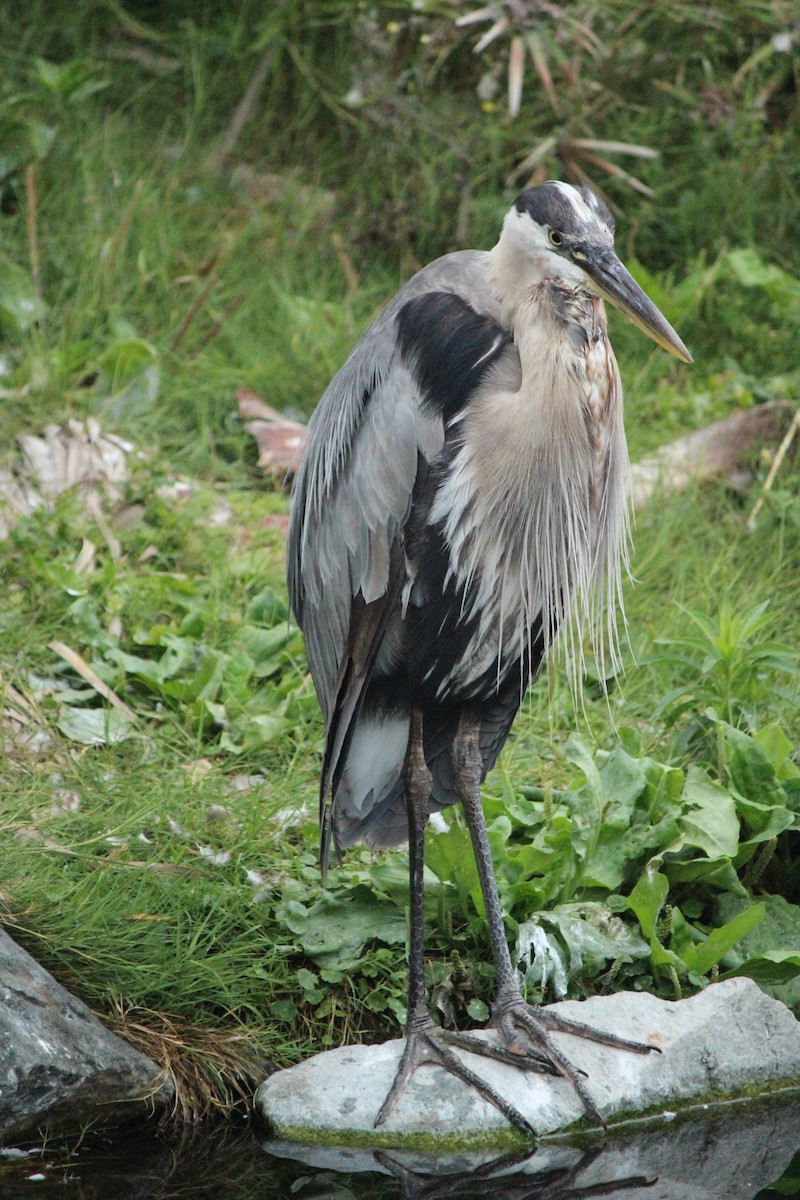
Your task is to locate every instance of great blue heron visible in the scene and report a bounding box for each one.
[287,181,691,1134]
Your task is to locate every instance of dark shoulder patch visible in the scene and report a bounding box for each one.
[396,292,510,422]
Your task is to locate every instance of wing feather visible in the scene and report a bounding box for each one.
[288,249,502,719]
[287,248,512,868]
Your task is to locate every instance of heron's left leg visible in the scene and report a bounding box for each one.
[375,707,537,1135]
[447,711,657,1125]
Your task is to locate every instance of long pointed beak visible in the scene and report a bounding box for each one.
[584,251,693,364]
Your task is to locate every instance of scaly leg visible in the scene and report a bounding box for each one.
[447,710,659,1127]
[375,707,541,1136]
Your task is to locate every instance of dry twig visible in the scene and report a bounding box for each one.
[747,404,800,530]
[25,164,42,316]
[48,641,138,723]
[205,49,275,174]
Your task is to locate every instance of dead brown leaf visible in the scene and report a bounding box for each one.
[237,388,308,485]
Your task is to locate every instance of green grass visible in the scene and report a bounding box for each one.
[1,0,800,1119]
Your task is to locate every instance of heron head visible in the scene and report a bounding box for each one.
[503,181,692,364]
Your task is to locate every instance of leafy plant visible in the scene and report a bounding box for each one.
[651,601,800,753]
[415,725,800,1008]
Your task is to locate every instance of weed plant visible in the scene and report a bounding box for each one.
[0,1,799,1115]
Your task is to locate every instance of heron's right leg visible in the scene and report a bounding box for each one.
[445,711,657,1128]
[375,707,536,1136]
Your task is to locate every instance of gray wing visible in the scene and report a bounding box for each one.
[287,249,504,723]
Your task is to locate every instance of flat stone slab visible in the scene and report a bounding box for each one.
[0,928,172,1142]
[263,1094,800,1198]
[257,978,800,1147]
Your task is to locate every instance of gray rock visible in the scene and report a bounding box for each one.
[262,1095,800,1198]
[256,978,800,1147]
[0,929,172,1142]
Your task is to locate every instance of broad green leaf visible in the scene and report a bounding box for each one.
[425,823,480,910]
[467,998,489,1022]
[234,713,287,750]
[583,807,681,891]
[733,796,797,844]
[487,814,513,862]
[97,338,157,388]
[245,587,289,625]
[268,999,297,1022]
[0,257,45,333]
[367,859,443,914]
[517,919,569,998]
[106,648,165,688]
[726,951,800,987]
[677,767,740,860]
[682,903,765,976]
[236,624,297,674]
[725,248,800,314]
[0,116,55,176]
[35,559,88,596]
[755,725,800,780]
[200,699,227,727]
[564,735,604,866]
[33,56,110,104]
[286,895,406,966]
[97,363,161,420]
[569,747,684,891]
[219,730,243,753]
[627,869,669,941]
[222,648,258,703]
[715,893,800,1006]
[666,859,746,895]
[538,904,649,972]
[57,706,133,745]
[517,906,648,1000]
[597,747,651,815]
[161,647,229,704]
[506,838,570,883]
[718,720,788,812]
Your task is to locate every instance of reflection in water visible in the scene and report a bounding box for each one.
[0,1098,798,1198]
[373,1143,656,1199]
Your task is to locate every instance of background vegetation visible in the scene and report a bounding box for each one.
[0,0,799,1121]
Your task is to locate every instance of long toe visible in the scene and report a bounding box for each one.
[439,1028,556,1074]
[489,996,662,1127]
[495,1005,605,1125]
[532,1005,659,1054]
[375,1027,536,1136]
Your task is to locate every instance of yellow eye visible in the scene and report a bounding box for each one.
[548,229,563,247]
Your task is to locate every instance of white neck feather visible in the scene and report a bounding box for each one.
[487,209,590,322]
[432,265,631,704]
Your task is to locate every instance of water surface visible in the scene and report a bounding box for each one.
[1,1097,799,1198]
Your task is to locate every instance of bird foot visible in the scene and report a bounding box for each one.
[375,1001,658,1135]
[375,1020,536,1135]
[481,996,661,1126]
[437,997,658,1127]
